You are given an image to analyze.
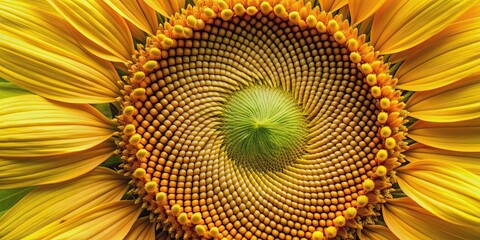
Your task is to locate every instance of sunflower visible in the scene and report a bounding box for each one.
[0,0,479,239]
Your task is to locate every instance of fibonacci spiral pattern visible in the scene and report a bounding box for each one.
[118,0,407,239]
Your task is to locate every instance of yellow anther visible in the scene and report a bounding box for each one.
[380,126,392,138]
[196,19,205,30]
[186,15,197,27]
[204,7,215,17]
[334,31,346,44]
[366,74,377,86]
[376,149,388,162]
[156,192,167,202]
[306,15,317,28]
[316,21,327,33]
[363,179,375,191]
[162,37,174,46]
[129,134,141,145]
[183,27,193,38]
[123,124,136,135]
[143,60,157,70]
[333,215,346,227]
[357,195,369,207]
[133,71,145,81]
[195,225,206,236]
[136,149,148,159]
[216,0,228,10]
[327,20,339,33]
[171,204,182,216]
[246,6,258,15]
[191,212,202,224]
[209,227,220,238]
[260,2,272,14]
[349,52,361,63]
[173,25,184,34]
[234,3,246,15]
[312,231,324,240]
[371,86,382,98]
[380,98,391,110]
[123,106,134,116]
[220,9,233,21]
[325,226,337,238]
[273,4,288,18]
[132,168,146,178]
[345,207,357,219]
[178,212,188,224]
[376,165,387,176]
[361,63,373,74]
[385,137,396,149]
[132,87,146,97]
[289,11,301,23]
[378,112,388,124]
[346,38,359,51]
[149,47,161,58]
[144,181,158,192]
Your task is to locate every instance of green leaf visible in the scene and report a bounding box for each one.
[0,78,30,99]
[0,187,35,217]
[100,155,122,168]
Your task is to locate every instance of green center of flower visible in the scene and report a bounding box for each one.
[222,87,306,171]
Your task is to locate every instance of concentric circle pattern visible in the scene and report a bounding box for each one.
[118,1,407,239]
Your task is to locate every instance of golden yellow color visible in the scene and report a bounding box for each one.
[0,0,479,239]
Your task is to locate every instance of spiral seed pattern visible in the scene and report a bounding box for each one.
[117,1,407,239]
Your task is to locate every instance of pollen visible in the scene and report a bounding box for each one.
[116,0,408,239]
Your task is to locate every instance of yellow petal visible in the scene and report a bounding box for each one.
[371,0,476,54]
[405,143,480,175]
[408,118,480,152]
[397,161,480,226]
[384,197,480,240]
[0,95,116,157]
[0,167,128,239]
[124,217,155,240]
[144,0,185,17]
[395,17,480,91]
[104,0,158,36]
[348,0,385,27]
[48,0,134,62]
[0,1,121,104]
[320,0,348,12]
[406,74,480,122]
[26,201,141,240]
[360,225,399,240]
[0,140,115,189]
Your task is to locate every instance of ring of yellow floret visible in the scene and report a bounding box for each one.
[116,0,408,239]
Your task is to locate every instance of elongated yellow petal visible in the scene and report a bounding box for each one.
[360,225,398,240]
[0,2,121,104]
[405,143,480,175]
[0,140,115,189]
[406,74,480,122]
[348,0,385,27]
[397,161,480,226]
[48,0,134,62]
[144,0,185,17]
[371,0,475,54]
[0,167,128,239]
[320,0,348,12]
[0,95,116,157]
[384,197,480,240]
[26,201,141,240]
[124,217,155,240]
[104,0,158,36]
[395,17,480,91]
[408,119,480,152]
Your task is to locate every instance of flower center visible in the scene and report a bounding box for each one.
[116,1,406,239]
[222,87,306,171]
